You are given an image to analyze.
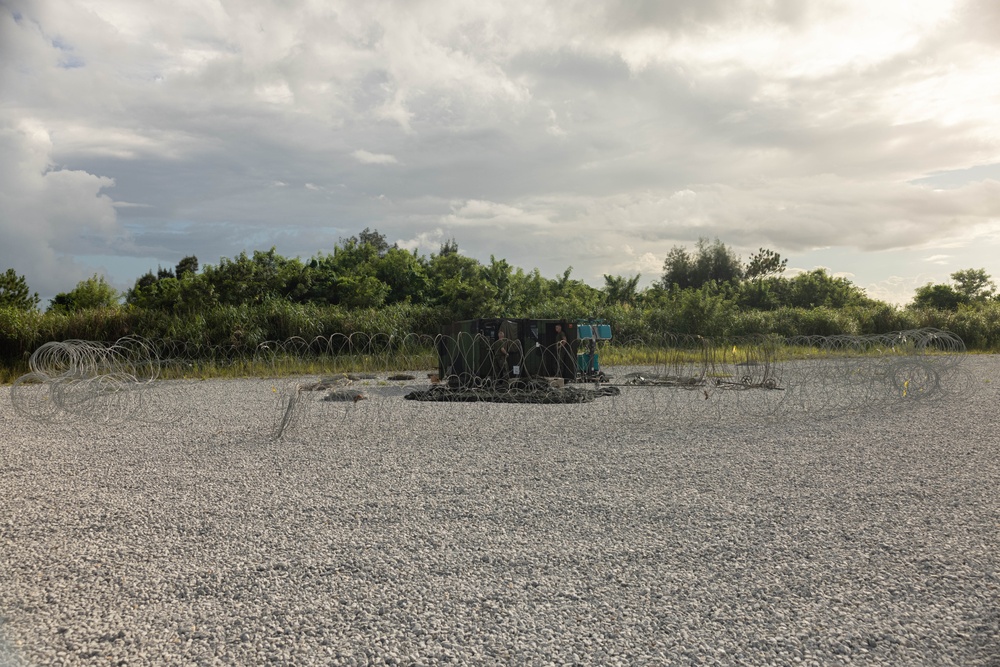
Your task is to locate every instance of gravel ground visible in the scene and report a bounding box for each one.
[1,357,998,666]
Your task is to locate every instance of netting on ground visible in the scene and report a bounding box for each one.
[7,328,977,438]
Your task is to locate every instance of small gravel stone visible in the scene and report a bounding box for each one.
[0,360,998,665]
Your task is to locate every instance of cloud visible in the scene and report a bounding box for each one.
[397,228,447,255]
[0,118,122,299]
[864,274,931,306]
[352,149,400,165]
[2,0,999,303]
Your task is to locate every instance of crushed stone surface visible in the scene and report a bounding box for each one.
[1,359,998,666]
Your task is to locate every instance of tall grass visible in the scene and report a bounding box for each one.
[2,301,998,383]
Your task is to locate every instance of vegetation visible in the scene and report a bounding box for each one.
[0,269,40,311]
[48,274,121,313]
[912,268,996,310]
[3,231,1000,381]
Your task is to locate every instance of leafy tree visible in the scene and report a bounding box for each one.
[529,267,602,319]
[376,247,430,304]
[481,256,515,313]
[553,267,573,293]
[175,255,199,279]
[911,283,965,311]
[351,227,391,256]
[173,275,218,313]
[202,252,259,305]
[303,253,340,305]
[427,241,481,291]
[660,238,743,289]
[131,271,158,295]
[302,239,391,308]
[603,274,641,306]
[201,248,305,305]
[126,271,168,309]
[336,275,390,309]
[438,238,460,256]
[0,268,40,311]
[48,274,120,313]
[909,269,995,310]
[273,256,312,302]
[735,276,785,310]
[692,237,743,286]
[744,248,788,280]
[508,268,549,314]
[327,239,381,275]
[649,281,736,336]
[427,244,489,318]
[950,268,995,302]
[784,269,870,309]
[659,246,695,289]
[550,267,599,303]
[134,274,218,314]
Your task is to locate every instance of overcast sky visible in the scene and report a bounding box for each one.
[3,0,999,305]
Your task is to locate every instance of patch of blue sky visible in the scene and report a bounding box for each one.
[58,54,85,68]
[51,36,84,68]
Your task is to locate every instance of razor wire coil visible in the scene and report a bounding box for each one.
[8,328,977,437]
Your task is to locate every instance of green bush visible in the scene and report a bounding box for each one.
[4,298,1000,382]
[847,303,912,335]
[947,303,1000,350]
[730,309,774,336]
[757,307,858,337]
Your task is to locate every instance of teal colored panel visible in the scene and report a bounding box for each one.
[577,352,599,372]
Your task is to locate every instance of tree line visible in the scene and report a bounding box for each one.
[2,232,1000,356]
[0,233,878,315]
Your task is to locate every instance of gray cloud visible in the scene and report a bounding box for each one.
[2,0,999,306]
[0,118,122,297]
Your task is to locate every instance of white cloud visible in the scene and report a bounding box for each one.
[0,118,122,299]
[397,228,446,255]
[448,199,526,220]
[352,149,400,165]
[865,273,938,306]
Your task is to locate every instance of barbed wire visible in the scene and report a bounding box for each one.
[8,328,976,438]
[11,336,163,425]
